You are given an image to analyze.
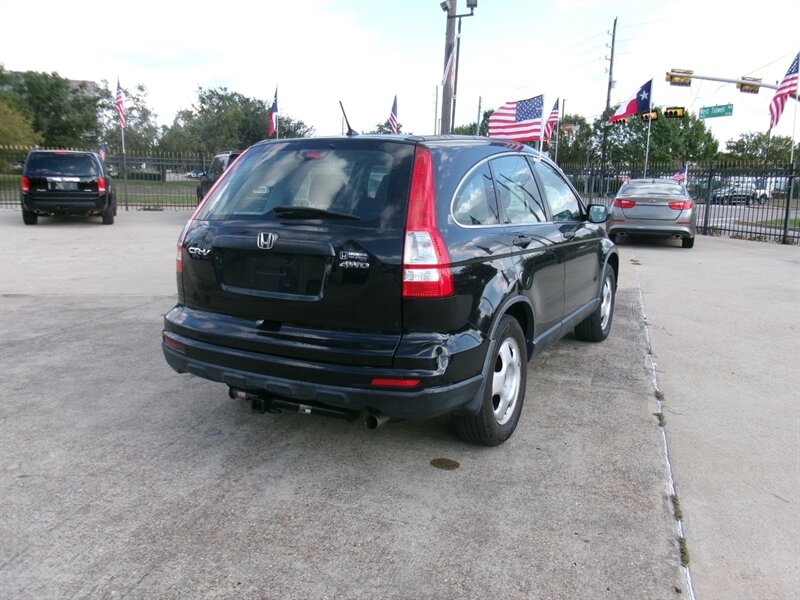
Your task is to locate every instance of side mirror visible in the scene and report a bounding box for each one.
[587,204,609,223]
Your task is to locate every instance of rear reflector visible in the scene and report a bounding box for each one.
[370,378,421,388]
[163,335,185,353]
[402,146,453,298]
[613,199,636,208]
[669,200,693,210]
[21,176,29,194]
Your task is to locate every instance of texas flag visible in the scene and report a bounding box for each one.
[608,79,652,123]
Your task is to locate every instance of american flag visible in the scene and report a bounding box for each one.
[543,98,559,143]
[769,53,798,130]
[115,80,126,129]
[488,95,544,142]
[388,95,398,134]
[268,87,278,138]
[98,144,106,162]
[672,165,688,182]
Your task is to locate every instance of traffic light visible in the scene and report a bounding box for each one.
[641,111,658,122]
[664,107,686,118]
[666,69,693,87]
[737,76,761,94]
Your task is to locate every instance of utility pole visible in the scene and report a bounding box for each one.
[440,0,458,135]
[600,16,617,190]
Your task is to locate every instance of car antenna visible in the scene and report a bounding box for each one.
[339,101,359,137]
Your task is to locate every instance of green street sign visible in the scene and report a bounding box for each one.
[699,104,733,119]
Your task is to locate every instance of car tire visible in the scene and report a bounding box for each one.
[759,195,768,205]
[22,209,37,225]
[452,315,527,446]
[574,264,616,343]
[682,236,695,249]
[102,203,115,225]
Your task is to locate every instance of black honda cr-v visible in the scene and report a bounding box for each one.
[162,135,618,445]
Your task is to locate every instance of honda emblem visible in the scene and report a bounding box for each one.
[257,232,278,250]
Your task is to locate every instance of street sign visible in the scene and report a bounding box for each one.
[699,104,733,119]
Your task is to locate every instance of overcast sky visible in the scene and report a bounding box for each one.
[1,0,798,147]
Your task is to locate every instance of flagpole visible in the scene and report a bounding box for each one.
[554,98,564,164]
[120,116,128,211]
[434,86,439,134]
[644,96,653,177]
[475,96,482,136]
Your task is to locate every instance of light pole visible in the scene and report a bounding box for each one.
[440,0,477,134]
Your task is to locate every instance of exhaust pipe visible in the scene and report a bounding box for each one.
[365,413,390,429]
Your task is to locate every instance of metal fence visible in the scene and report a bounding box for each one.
[2,147,797,244]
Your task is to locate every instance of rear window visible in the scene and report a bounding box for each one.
[619,181,685,197]
[197,140,414,228]
[25,152,99,177]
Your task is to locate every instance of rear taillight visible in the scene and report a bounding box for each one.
[669,200,693,210]
[97,177,107,194]
[402,147,453,298]
[21,176,29,194]
[176,220,195,274]
[613,198,636,208]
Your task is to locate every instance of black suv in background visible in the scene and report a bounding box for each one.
[163,136,618,445]
[196,151,241,202]
[20,150,116,225]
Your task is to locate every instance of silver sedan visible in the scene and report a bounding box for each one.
[607,178,696,248]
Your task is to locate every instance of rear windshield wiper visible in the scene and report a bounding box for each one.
[272,206,360,220]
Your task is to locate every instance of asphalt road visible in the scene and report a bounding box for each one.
[0,209,796,599]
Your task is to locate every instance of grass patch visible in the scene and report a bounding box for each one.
[736,217,800,230]
[678,536,690,567]
[671,494,683,521]
[654,412,666,427]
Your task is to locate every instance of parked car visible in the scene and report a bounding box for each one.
[162,135,618,445]
[753,178,773,204]
[711,182,758,205]
[186,169,204,179]
[608,178,696,248]
[196,151,240,202]
[20,150,116,225]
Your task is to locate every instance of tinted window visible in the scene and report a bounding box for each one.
[490,155,546,224]
[25,153,98,177]
[452,164,499,226]
[533,161,582,222]
[619,181,686,196]
[197,141,413,228]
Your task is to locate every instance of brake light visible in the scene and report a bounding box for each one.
[97,177,107,194]
[669,200,693,210]
[176,220,195,274]
[21,176,29,194]
[370,378,421,388]
[402,146,453,298]
[613,198,636,208]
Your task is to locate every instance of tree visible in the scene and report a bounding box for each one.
[720,131,798,164]
[99,82,161,154]
[272,114,315,139]
[452,110,493,136]
[592,108,718,166]
[0,98,43,146]
[551,114,594,166]
[368,121,403,135]
[1,67,104,148]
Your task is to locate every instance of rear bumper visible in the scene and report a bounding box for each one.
[608,221,695,239]
[22,195,111,215]
[162,334,483,419]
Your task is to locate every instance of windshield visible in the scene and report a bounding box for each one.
[618,181,686,197]
[197,140,414,228]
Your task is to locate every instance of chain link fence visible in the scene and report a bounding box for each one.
[2,146,797,243]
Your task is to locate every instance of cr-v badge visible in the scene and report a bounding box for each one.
[257,232,278,250]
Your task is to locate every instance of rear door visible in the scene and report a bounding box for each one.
[489,154,565,340]
[181,139,415,367]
